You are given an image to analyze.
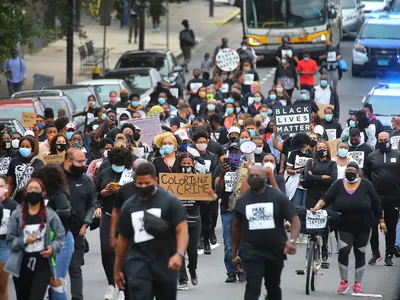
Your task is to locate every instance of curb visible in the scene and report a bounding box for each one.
[202,8,241,25]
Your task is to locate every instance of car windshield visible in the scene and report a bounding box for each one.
[246,0,326,29]
[106,73,152,91]
[116,54,169,76]
[40,99,69,115]
[360,24,400,39]
[368,95,400,116]
[342,0,355,9]
[62,89,97,110]
[0,105,34,122]
[393,0,400,11]
[94,85,121,102]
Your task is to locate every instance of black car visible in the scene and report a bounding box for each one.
[114,50,185,88]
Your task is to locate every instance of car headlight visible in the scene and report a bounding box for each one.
[248,37,263,46]
[354,44,367,53]
[312,34,326,43]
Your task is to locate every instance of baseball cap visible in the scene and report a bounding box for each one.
[175,129,189,141]
[65,123,77,131]
[229,142,240,151]
[120,89,129,95]
[228,126,240,135]
[24,130,35,137]
[314,125,324,136]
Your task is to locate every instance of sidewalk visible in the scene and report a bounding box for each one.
[0,0,240,97]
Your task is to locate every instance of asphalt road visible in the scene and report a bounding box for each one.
[8,17,400,300]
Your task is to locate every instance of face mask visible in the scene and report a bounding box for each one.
[247,177,265,192]
[282,59,288,65]
[56,144,67,152]
[10,139,20,151]
[261,112,269,119]
[229,136,237,143]
[338,148,348,158]
[207,104,216,111]
[178,143,189,152]
[235,107,241,114]
[136,185,155,198]
[206,93,214,100]
[0,187,8,199]
[267,109,273,115]
[378,141,391,153]
[199,91,206,98]
[256,121,262,127]
[161,145,174,155]
[181,166,192,173]
[225,97,235,104]
[263,162,275,171]
[70,164,86,176]
[240,138,250,144]
[65,132,73,140]
[350,139,360,146]
[112,164,125,173]
[248,129,255,137]
[276,87,283,94]
[241,45,247,51]
[90,101,96,107]
[196,143,208,152]
[48,132,56,142]
[110,96,118,104]
[317,149,328,158]
[120,95,128,102]
[103,149,109,158]
[71,141,83,149]
[309,140,317,148]
[101,114,107,121]
[19,148,32,158]
[349,120,356,128]
[26,192,43,206]
[226,107,234,115]
[269,94,277,101]
[2,141,11,150]
[320,80,328,87]
[238,120,244,126]
[254,97,261,103]
[131,101,139,108]
[37,122,45,130]
[254,147,263,155]
[304,57,309,61]
[228,153,243,167]
[133,133,140,141]
[300,93,309,101]
[158,98,166,105]
[168,76,175,83]
[345,172,358,183]
[325,114,333,122]
[250,88,258,93]
[119,120,127,127]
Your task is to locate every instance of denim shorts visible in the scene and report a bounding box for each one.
[0,239,10,263]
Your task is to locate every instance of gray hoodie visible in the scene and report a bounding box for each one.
[5,206,65,277]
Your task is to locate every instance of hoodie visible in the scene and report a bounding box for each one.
[348,140,373,171]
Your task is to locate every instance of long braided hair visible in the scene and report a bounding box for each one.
[21,178,46,231]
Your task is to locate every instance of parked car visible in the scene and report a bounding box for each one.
[114,50,185,88]
[103,67,162,107]
[0,99,45,126]
[0,118,25,135]
[76,79,132,106]
[341,0,365,39]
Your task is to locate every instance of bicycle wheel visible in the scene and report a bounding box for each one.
[311,242,320,291]
[306,239,315,295]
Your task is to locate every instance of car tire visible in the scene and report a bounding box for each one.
[351,62,361,77]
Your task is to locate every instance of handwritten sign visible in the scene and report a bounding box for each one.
[42,154,64,165]
[22,112,37,127]
[306,210,328,229]
[316,103,335,119]
[159,173,213,201]
[215,48,240,72]
[327,138,341,159]
[127,117,162,146]
[273,105,311,134]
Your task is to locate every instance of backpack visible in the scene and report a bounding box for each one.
[180,30,195,46]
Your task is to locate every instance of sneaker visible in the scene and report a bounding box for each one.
[156,27,161,32]
[189,270,198,286]
[225,274,237,283]
[368,253,382,265]
[385,254,394,266]
[237,272,246,282]
[204,242,211,255]
[117,291,125,300]
[394,246,400,257]
[337,280,349,294]
[104,285,115,300]
[210,230,217,245]
[353,282,363,294]
[177,281,188,291]
[322,245,328,261]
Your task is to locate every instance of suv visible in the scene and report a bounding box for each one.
[352,13,400,76]
[350,83,400,131]
[114,50,185,88]
[0,99,45,125]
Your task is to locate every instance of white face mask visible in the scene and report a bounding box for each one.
[103,149,109,158]
[254,147,263,155]
[263,162,276,172]
[196,143,208,152]
[11,139,20,149]
[241,45,247,51]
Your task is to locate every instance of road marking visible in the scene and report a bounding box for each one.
[197,243,220,255]
[351,293,382,298]
[266,74,272,77]
[262,78,268,81]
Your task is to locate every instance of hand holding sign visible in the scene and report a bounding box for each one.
[215,48,240,72]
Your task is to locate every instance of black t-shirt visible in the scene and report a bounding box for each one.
[115,181,137,209]
[117,188,187,281]
[38,132,47,143]
[152,156,180,178]
[169,115,188,129]
[106,127,122,141]
[0,150,15,175]
[0,198,18,238]
[237,70,260,95]
[213,164,237,213]
[234,186,296,261]
[287,149,314,170]
[210,127,229,146]
[186,79,207,104]
[115,101,130,109]
[207,140,224,158]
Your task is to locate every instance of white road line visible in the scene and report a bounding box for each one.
[262,78,268,81]
[266,74,272,77]
[351,294,382,298]
[197,243,220,255]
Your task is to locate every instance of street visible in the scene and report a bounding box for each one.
[7,15,400,300]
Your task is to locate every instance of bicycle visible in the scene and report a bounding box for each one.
[295,209,331,295]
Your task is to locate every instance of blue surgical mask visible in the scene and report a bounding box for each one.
[37,122,45,130]
[349,120,356,128]
[304,57,309,61]
[267,109,273,115]
[338,148,348,158]
[225,97,235,104]
[248,129,256,137]
[300,93,308,100]
[254,97,261,103]
[66,132,74,140]
[261,112,269,119]
[228,153,243,167]
[131,101,139,108]
[19,147,32,158]
[269,94,277,101]
[281,59,287,64]
[158,98,166,105]
[226,107,234,115]
[112,164,125,173]
[119,120,127,127]
[168,76,175,83]
[236,107,241,114]
[239,138,250,144]
[161,145,174,155]
[90,101,96,107]
[101,114,106,121]
[207,104,216,111]
[178,143,189,152]
[188,114,195,121]
[325,114,333,122]
[320,80,328,87]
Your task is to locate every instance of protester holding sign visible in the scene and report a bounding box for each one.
[321,106,343,141]
[348,128,373,171]
[389,117,400,150]
[0,132,16,176]
[341,111,376,149]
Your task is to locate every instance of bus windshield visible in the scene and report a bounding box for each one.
[246,0,326,29]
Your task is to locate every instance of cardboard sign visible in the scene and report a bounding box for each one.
[215,48,240,72]
[158,173,213,201]
[127,117,162,146]
[316,103,335,119]
[273,105,311,134]
[22,112,37,127]
[326,138,341,158]
[42,154,64,165]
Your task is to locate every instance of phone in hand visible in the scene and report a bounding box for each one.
[109,182,119,188]
[223,158,230,166]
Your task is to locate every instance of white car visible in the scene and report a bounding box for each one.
[341,0,365,38]
[362,0,391,15]
[214,0,240,6]
[76,79,132,105]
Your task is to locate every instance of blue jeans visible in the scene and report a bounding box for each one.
[51,231,75,300]
[7,80,22,96]
[292,188,307,208]
[221,212,236,275]
[396,220,400,247]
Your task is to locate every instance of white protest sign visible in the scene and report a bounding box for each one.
[306,210,328,229]
[190,82,203,93]
[127,117,162,146]
[391,136,400,150]
[294,155,312,169]
[133,147,145,158]
[244,73,255,85]
[326,129,337,141]
[348,151,365,168]
[224,172,237,192]
[215,48,240,72]
[273,105,312,134]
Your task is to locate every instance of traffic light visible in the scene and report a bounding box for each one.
[100,0,112,26]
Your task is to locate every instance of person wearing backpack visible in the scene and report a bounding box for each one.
[179,19,196,73]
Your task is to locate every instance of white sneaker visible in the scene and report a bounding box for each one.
[117,291,125,300]
[104,285,115,300]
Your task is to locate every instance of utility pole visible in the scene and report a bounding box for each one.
[166,0,169,50]
[66,0,74,84]
[138,2,145,50]
[209,0,214,17]
[100,0,112,73]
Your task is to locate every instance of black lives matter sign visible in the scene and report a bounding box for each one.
[273,105,311,134]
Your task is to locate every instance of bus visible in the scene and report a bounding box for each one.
[243,0,341,60]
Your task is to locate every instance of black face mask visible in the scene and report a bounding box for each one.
[181,166,193,173]
[256,121,261,127]
[350,140,360,146]
[378,141,391,153]
[137,185,155,198]
[70,164,85,176]
[309,140,317,148]
[56,144,67,152]
[317,149,327,158]
[229,136,237,143]
[267,127,273,133]
[133,133,141,142]
[120,95,128,102]
[26,192,43,206]
[247,177,265,192]
[2,141,11,150]
[345,172,358,183]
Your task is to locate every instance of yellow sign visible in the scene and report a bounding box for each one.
[22,112,36,127]
[42,154,65,165]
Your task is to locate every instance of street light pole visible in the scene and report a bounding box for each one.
[209,0,214,17]
[66,0,74,84]
[166,0,169,50]
[138,2,145,50]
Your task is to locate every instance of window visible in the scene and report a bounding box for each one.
[360,24,400,39]
[0,105,35,123]
[342,0,356,9]
[368,95,400,116]
[116,54,169,76]
[63,89,96,110]
[40,99,70,116]
[94,85,122,102]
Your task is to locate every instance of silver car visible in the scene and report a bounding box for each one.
[342,0,365,38]
[76,79,132,105]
